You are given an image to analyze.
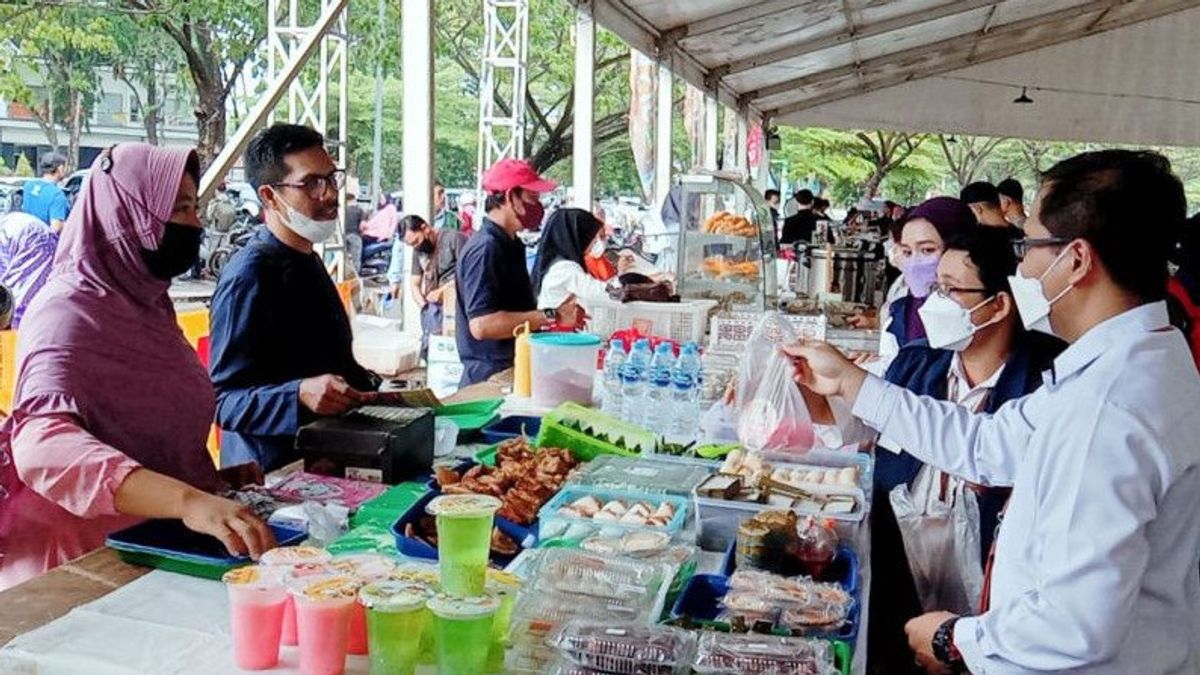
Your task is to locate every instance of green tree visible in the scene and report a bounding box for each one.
[109,13,187,145]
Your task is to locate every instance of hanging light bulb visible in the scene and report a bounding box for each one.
[1013,87,1034,104]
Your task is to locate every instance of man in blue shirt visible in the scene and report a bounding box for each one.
[455,159,582,385]
[209,123,380,470]
[22,153,70,232]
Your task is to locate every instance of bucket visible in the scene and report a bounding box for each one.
[529,332,602,408]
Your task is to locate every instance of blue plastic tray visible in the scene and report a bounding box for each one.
[106,519,306,580]
[537,486,692,544]
[389,489,534,566]
[480,415,542,445]
[670,573,860,645]
[721,541,860,597]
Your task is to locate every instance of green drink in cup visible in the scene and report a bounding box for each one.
[484,572,521,673]
[426,494,502,596]
[427,593,500,674]
[359,581,431,675]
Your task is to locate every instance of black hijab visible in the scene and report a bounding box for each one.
[531,208,603,296]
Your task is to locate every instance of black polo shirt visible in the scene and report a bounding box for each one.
[455,217,536,384]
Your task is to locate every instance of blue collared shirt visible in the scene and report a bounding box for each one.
[853,302,1200,674]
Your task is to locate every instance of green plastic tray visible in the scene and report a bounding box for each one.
[535,402,655,461]
[434,398,504,431]
[474,444,499,467]
[351,482,429,528]
[114,549,245,581]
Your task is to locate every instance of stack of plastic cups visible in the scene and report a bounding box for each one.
[388,563,441,667]
[258,546,333,648]
[426,494,505,673]
[485,571,521,673]
[287,575,361,675]
[329,554,397,656]
[223,566,288,670]
[359,581,432,675]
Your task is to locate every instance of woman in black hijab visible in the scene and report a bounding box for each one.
[532,208,616,310]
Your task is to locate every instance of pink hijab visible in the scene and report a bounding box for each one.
[0,144,219,517]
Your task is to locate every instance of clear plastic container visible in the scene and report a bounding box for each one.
[539,488,691,545]
[529,332,602,407]
[550,621,697,675]
[529,548,671,602]
[568,455,714,496]
[692,632,838,675]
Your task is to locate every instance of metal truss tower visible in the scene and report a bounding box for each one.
[477,0,530,191]
[267,0,350,281]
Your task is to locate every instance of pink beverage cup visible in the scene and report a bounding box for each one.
[281,595,299,646]
[291,576,361,675]
[259,547,334,648]
[223,567,287,670]
[347,602,368,655]
[326,554,397,656]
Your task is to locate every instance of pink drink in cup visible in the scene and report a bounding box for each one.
[260,546,333,647]
[223,566,287,670]
[328,554,398,655]
[289,575,361,675]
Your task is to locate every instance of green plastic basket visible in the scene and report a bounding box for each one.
[833,639,851,675]
[534,402,655,461]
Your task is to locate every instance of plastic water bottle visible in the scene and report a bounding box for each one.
[601,339,627,418]
[643,343,677,433]
[671,343,704,442]
[620,339,652,425]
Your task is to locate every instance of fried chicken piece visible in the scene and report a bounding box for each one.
[490,529,519,555]
[434,466,461,488]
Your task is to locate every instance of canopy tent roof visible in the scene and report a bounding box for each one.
[589,0,1200,146]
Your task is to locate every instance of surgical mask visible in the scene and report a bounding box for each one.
[588,239,605,258]
[918,291,999,351]
[141,222,202,280]
[903,254,940,298]
[1008,247,1074,335]
[281,200,337,243]
[517,196,545,230]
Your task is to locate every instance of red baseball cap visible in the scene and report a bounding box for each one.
[481,158,557,194]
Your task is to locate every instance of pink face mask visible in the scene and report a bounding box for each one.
[903,254,940,298]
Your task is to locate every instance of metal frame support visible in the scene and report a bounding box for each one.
[402,0,434,335]
[653,59,673,212]
[703,94,718,171]
[265,0,350,281]
[477,0,531,188]
[572,0,595,209]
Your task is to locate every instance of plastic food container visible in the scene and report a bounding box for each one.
[550,621,697,675]
[538,488,692,545]
[529,333,602,407]
[692,632,842,675]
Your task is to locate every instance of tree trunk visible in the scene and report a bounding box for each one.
[863,169,886,198]
[144,76,160,145]
[67,90,84,172]
[193,82,226,171]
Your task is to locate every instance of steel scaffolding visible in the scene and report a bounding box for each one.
[476,0,530,192]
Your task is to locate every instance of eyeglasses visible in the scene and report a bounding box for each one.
[273,169,346,197]
[1012,236,1070,260]
[931,282,988,298]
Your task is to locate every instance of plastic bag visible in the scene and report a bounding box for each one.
[889,468,983,615]
[734,312,815,453]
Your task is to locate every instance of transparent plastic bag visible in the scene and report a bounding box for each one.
[735,312,815,453]
[889,468,983,615]
[549,621,697,675]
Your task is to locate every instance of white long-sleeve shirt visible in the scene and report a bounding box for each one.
[852,301,1200,674]
[536,260,612,311]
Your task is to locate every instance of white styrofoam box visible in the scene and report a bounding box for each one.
[428,335,461,364]
[353,314,404,331]
[427,361,464,398]
[352,329,421,377]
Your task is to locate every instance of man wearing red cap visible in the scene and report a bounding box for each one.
[455,158,582,385]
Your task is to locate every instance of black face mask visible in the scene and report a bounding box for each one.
[141,222,202,280]
[416,238,435,255]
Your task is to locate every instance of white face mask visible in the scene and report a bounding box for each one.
[588,239,606,258]
[918,291,999,351]
[1008,247,1074,335]
[280,199,337,244]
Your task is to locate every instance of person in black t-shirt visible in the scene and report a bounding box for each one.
[780,189,817,246]
[960,181,1023,239]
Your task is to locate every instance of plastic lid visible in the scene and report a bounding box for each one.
[486,570,522,595]
[259,546,332,566]
[289,575,362,601]
[389,563,440,586]
[654,342,674,355]
[359,580,430,612]
[426,494,503,518]
[610,338,626,352]
[633,338,651,349]
[529,332,602,347]
[328,554,397,581]
[426,593,500,619]
[222,565,281,588]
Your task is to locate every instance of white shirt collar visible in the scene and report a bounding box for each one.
[949,351,1006,402]
[1047,301,1170,386]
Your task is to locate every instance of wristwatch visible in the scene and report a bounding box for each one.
[542,308,557,322]
[932,617,966,672]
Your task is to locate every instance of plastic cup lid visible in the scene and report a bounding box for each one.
[426,593,500,619]
[529,332,602,347]
[327,554,397,581]
[288,574,362,601]
[426,494,503,518]
[222,565,281,589]
[259,546,332,566]
[486,570,521,591]
[359,581,430,612]
[389,563,440,586]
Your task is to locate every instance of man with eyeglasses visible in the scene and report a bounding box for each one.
[209,123,380,471]
[790,150,1200,674]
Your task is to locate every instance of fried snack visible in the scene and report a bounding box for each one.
[434,437,578,527]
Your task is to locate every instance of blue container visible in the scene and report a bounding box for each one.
[390,489,535,566]
[481,415,542,445]
[537,487,692,544]
[107,519,306,580]
[721,541,860,597]
[670,573,860,646]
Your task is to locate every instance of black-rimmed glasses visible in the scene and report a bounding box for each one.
[1012,236,1070,260]
[273,169,346,197]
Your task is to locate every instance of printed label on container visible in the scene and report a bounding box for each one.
[346,467,384,483]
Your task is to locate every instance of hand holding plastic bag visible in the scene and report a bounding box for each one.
[735,312,815,453]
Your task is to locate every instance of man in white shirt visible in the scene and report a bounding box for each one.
[789,150,1200,674]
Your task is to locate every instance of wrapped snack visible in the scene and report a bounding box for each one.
[720,590,779,627]
[533,549,669,602]
[550,621,696,675]
[693,632,837,675]
[795,517,839,578]
[778,597,851,633]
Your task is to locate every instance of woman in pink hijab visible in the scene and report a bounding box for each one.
[0,144,274,590]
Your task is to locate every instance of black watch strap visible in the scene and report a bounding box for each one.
[932,617,966,671]
[542,308,557,321]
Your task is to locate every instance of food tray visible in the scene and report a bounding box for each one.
[481,415,542,445]
[106,520,306,580]
[692,631,849,675]
[669,574,859,645]
[536,402,655,460]
[538,487,692,545]
[586,298,720,344]
[722,541,860,597]
[530,547,673,602]
[708,311,827,355]
[389,489,531,566]
[550,621,697,675]
[568,455,715,497]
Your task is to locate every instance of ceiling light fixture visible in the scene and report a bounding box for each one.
[1013,87,1034,104]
